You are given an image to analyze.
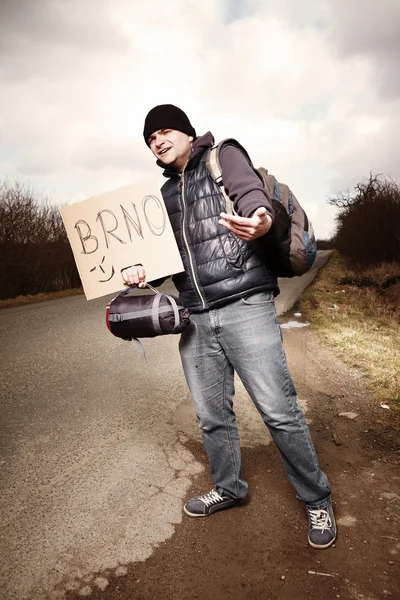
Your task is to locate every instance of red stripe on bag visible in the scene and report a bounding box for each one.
[105,303,112,333]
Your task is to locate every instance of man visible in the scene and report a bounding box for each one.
[122,104,336,549]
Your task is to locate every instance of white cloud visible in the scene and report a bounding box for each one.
[0,0,399,239]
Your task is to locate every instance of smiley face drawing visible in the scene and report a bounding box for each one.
[89,255,115,282]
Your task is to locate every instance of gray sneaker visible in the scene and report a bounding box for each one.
[306,501,337,549]
[184,488,241,517]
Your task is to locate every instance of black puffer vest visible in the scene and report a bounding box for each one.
[161,146,278,312]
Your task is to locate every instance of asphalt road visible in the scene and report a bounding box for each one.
[0,251,331,600]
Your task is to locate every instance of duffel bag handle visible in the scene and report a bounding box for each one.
[120,282,159,296]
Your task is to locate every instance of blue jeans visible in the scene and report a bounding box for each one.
[179,290,331,506]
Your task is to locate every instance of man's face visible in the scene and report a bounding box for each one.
[148,129,193,171]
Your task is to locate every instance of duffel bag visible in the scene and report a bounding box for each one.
[106,283,191,355]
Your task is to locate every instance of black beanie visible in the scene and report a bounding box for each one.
[143,104,196,146]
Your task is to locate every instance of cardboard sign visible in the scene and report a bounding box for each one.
[61,179,183,300]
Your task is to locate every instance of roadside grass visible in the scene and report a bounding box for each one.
[301,252,400,410]
[0,288,84,309]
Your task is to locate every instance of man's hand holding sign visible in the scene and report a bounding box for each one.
[121,263,147,289]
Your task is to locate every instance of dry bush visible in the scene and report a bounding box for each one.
[329,174,400,267]
[317,238,335,250]
[0,179,80,299]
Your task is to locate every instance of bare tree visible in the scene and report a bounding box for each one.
[0,179,80,299]
[330,173,400,267]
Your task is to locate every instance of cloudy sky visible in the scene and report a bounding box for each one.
[1,0,399,238]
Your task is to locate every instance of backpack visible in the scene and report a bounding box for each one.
[106,283,191,356]
[206,139,317,278]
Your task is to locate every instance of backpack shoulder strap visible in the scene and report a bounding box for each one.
[206,138,254,180]
[206,138,253,215]
[206,138,232,184]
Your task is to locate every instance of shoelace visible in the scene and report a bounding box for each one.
[199,489,224,507]
[308,509,332,532]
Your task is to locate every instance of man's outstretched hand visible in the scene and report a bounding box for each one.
[219,207,272,240]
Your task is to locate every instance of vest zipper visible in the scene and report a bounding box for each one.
[180,169,206,310]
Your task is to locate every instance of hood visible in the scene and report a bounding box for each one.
[157,131,215,179]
